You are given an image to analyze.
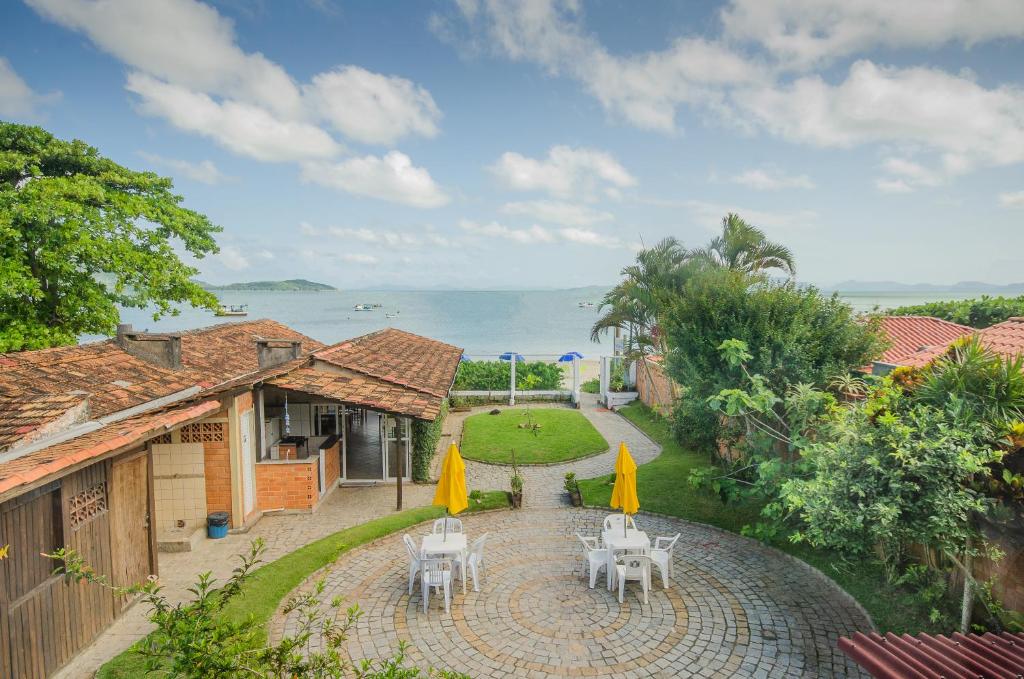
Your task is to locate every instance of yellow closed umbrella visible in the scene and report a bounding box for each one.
[433,443,469,538]
[610,442,639,536]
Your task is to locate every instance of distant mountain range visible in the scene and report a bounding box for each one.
[199,279,336,291]
[828,281,1024,294]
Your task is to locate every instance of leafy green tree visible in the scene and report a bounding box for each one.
[691,212,796,276]
[887,295,1024,328]
[0,123,221,351]
[662,268,883,448]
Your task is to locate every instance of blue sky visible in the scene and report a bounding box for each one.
[2,0,1024,289]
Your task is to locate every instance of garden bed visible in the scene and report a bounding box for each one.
[460,409,607,464]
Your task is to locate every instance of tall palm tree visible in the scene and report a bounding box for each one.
[590,237,689,356]
[692,213,796,276]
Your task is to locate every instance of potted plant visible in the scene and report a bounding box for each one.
[564,472,582,506]
[509,473,524,509]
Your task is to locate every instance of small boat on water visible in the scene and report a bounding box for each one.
[353,303,381,311]
[216,304,248,317]
[385,311,400,319]
[578,301,595,308]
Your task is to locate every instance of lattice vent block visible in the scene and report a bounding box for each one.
[180,421,225,443]
[69,483,107,529]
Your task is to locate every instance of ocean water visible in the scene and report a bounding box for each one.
[105,288,984,357]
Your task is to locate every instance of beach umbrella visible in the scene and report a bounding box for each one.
[433,443,468,539]
[498,351,525,362]
[610,442,639,537]
[557,351,584,362]
[460,354,472,362]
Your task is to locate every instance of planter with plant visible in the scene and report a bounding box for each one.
[509,448,524,508]
[563,472,582,506]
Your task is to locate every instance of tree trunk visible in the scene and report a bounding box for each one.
[960,538,974,634]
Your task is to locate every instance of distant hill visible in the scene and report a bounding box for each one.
[829,280,1024,294]
[200,279,336,291]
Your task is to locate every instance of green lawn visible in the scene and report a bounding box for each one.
[579,402,945,635]
[97,490,508,679]
[460,408,608,464]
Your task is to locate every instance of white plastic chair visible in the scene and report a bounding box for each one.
[650,533,680,588]
[464,533,489,592]
[614,552,653,604]
[603,514,637,534]
[432,517,464,534]
[576,534,608,589]
[420,557,453,614]
[402,534,421,595]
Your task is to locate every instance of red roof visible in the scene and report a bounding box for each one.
[269,366,446,420]
[976,316,1024,359]
[0,400,221,500]
[313,328,463,399]
[839,631,1024,678]
[873,316,974,368]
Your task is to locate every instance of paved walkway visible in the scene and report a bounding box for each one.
[273,508,870,678]
[438,394,661,507]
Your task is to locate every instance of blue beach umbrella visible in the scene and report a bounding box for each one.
[460,354,472,362]
[558,351,584,363]
[499,352,525,362]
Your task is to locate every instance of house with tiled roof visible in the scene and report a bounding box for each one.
[868,316,1024,374]
[0,320,461,679]
[865,315,974,374]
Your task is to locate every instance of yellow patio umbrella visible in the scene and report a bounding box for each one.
[433,443,469,539]
[609,442,639,537]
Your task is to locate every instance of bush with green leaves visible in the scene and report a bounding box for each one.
[453,360,562,390]
[47,540,468,678]
[887,294,1024,328]
[411,400,448,482]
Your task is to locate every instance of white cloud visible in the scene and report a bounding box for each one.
[217,245,249,270]
[138,151,230,185]
[27,0,303,117]
[306,66,441,145]
[29,0,443,165]
[558,227,622,248]
[0,58,59,118]
[999,190,1024,208]
[490,145,636,199]
[682,200,817,232]
[501,200,613,226]
[730,166,815,190]
[721,0,1024,69]
[434,0,765,132]
[301,151,450,208]
[339,253,379,264]
[127,73,341,162]
[875,178,914,194]
[459,219,554,244]
[734,61,1024,176]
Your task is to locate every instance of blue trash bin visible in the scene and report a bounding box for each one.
[207,511,229,539]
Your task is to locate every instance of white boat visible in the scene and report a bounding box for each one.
[215,304,248,317]
[578,301,595,308]
[353,303,376,311]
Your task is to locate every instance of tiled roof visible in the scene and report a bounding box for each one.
[977,316,1024,359]
[179,319,324,384]
[839,631,1024,678]
[0,393,86,452]
[873,316,974,367]
[0,400,221,500]
[313,328,463,398]
[0,319,322,450]
[268,365,446,420]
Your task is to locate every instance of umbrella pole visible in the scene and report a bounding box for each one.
[443,509,448,541]
[624,511,628,537]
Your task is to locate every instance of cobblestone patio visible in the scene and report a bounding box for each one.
[274,508,871,678]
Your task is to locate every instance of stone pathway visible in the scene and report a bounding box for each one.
[273,508,870,678]
[438,393,661,507]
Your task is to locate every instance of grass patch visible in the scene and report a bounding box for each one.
[461,409,608,464]
[97,490,508,679]
[579,402,943,635]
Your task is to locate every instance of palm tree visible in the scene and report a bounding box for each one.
[692,213,796,277]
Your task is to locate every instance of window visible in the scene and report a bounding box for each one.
[314,405,339,436]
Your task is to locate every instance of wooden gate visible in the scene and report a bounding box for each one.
[109,451,153,609]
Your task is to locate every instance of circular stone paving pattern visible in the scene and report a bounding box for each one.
[273,508,870,678]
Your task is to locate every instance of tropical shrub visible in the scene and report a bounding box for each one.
[453,360,562,390]
[887,294,1024,328]
[580,377,600,393]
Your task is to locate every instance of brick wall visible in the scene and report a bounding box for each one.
[637,357,676,416]
[180,419,234,526]
[323,441,340,488]
[256,460,316,512]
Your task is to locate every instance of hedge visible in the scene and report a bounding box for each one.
[453,360,562,390]
[411,399,448,482]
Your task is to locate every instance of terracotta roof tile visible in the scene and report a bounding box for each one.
[976,316,1024,359]
[269,365,445,420]
[874,316,974,367]
[179,319,323,384]
[840,631,1024,678]
[0,393,86,451]
[0,400,221,499]
[313,328,462,398]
